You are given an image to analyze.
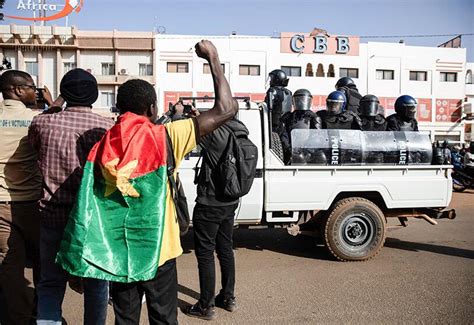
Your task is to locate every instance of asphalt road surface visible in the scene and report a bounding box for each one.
[29,191,474,324]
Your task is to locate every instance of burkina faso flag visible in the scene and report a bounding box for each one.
[56,112,169,283]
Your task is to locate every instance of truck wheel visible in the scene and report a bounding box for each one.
[324,197,386,261]
[271,132,284,162]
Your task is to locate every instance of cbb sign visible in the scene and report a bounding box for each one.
[280,32,360,56]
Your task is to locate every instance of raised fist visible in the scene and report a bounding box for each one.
[195,40,218,62]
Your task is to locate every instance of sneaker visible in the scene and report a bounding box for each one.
[186,302,216,321]
[215,295,237,312]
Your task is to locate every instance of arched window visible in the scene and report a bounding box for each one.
[316,63,324,77]
[327,64,335,77]
[305,63,313,77]
[466,69,473,84]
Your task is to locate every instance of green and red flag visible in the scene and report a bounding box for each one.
[56,112,169,283]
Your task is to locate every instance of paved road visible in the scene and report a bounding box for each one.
[52,191,474,324]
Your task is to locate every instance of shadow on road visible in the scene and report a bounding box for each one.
[454,189,474,195]
[385,237,474,259]
[180,227,333,261]
[177,284,199,311]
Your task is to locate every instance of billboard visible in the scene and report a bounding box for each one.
[5,0,83,21]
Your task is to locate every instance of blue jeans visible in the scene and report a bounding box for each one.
[37,224,108,325]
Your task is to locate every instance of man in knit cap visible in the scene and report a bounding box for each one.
[29,68,114,324]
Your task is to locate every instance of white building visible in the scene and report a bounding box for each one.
[464,62,474,142]
[1,25,472,143]
[156,32,470,143]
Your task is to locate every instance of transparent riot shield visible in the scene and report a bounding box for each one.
[403,131,433,164]
[362,131,432,165]
[363,131,399,164]
[290,129,329,165]
[290,129,363,165]
[291,130,432,166]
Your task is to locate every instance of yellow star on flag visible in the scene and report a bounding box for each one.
[100,158,140,198]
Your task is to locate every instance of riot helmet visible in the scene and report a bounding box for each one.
[268,69,289,87]
[326,91,347,116]
[293,89,313,111]
[335,77,355,89]
[360,95,380,117]
[395,95,417,121]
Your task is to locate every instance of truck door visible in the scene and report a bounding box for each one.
[176,105,264,224]
[234,109,264,223]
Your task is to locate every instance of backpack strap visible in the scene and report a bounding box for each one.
[165,129,179,222]
[193,153,203,185]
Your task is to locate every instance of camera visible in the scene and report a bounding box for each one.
[36,88,45,102]
[182,103,194,116]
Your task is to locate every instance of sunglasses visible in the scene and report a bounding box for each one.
[17,84,38,91]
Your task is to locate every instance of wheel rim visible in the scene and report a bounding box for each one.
[339,213,375,251]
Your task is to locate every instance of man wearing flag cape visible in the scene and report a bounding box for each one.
[56,40,238,323]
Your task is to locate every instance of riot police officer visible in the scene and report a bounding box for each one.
[283,89,322,132]
[264,69,292,134]
[335,77,363,114]
[320,90,361,130]
[283,89,322,165]
[265,69,293,164]
[359,95,387,131]
[386,95,419,131]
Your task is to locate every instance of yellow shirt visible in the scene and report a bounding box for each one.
[159,118,198,265]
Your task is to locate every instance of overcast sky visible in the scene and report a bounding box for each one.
[2,0,473,60]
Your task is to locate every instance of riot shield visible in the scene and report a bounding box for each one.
[291,129,363,165]
[290,130,432,166]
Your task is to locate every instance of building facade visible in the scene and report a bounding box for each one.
[1,25,472,143]
[0,24,155,112]
[156,33,470,144]
[464,62,474,142]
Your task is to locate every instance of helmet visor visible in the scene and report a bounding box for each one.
[361,102,379,117]
[405,105,417,119]
[293,96,312,111]
[327,99,344,115]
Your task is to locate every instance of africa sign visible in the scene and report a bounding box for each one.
[6,0,83,21]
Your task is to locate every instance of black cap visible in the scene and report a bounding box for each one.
[60,68,99,107]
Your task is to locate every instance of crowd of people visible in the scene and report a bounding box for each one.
[265,70,420,164]
[0,40,241,324]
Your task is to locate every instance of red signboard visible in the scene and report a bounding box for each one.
[163,91,192,112]
[416,98,432,122]
[311,95,327,112]
[377,97,397,117]
[250,93,266,102]
[435,99,462,122]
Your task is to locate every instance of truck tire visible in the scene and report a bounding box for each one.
[324,197,386,261]
[271,132,284,162]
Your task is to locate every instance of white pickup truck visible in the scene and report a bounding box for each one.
[177,98,455,262]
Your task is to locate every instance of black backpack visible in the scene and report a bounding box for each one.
[215,122,258,199]
[165,131,190,236]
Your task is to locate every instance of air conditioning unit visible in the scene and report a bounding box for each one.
[119,69,128,75]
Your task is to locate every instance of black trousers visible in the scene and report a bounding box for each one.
[193,202,238,308]
[110,259,178,325]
